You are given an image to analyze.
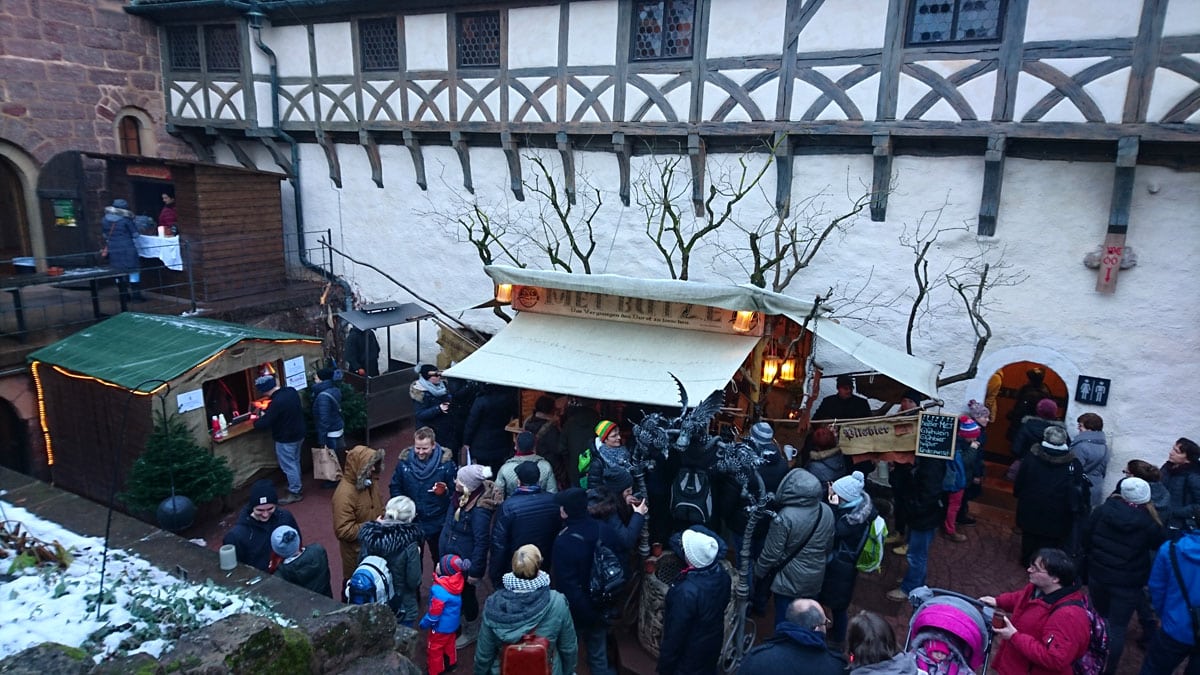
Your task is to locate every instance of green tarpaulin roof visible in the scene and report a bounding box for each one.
[28,313,318,392]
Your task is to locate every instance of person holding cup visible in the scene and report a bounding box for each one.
[389,426,459,562]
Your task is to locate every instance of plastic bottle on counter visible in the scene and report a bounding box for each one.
[218,414,228,431]
[211,416,221,435]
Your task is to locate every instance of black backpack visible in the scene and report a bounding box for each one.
[1067,458,1093,515]
[572,533,626,606]
[670,467,712,525]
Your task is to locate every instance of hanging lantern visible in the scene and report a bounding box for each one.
[495,283,514,303]
[762,355,781,385]
[732,310,755,333]
[779,357,796,382]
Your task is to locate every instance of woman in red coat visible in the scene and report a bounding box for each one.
[980,548,1091,675]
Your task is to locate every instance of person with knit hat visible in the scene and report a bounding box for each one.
[957,400,992,527]
[221,479,301,571]
[311,366,345,475]
[941,416,981,543]
[1010,394,1068,462]
[357,495,424,625]
[584,420,631,492]
[553,486,623,675]
[1081,476,1165,673]
[272,525,333,598]
[420,553,467,675]
[818,470,879,647]
[439,463,503,647]
[1013,424,1084,566]
[251,373,306,504]
[659,525,731,674]
[490,460,562,587]
[494,430,558,497]
[101,196,145,302]
[587,466,649,585]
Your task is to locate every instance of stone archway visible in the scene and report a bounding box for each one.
[0,141,43,269]
[0,373,42,477]
[966,346,1080,461]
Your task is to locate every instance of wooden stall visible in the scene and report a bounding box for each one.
[27,312,322,506]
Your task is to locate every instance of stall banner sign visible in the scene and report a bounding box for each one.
[176,389,204,414]
[283,356,308,390]
[915,412,959,460]
[52,200,77,227]
[510,285,763,336]
[126,165,173,180]
[836,415,920,456]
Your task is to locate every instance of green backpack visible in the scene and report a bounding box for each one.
[855,515,888,573]
[577,448,591,489]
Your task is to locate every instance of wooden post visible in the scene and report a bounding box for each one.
[1098,136,1138,294]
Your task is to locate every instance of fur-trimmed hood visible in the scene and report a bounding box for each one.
[343,445,386,490]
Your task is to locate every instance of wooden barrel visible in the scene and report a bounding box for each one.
[636,550,738,658]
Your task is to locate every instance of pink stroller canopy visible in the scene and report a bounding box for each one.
[909,598,989,671]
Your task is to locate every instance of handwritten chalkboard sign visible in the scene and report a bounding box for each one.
[916,412,959,460]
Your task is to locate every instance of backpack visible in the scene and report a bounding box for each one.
[1067,458,1094,515]
[855,515,888,574]
[1051,595,1109,675]
[344,555,394,605]
[501,627,551,675]
[571,532,627,607]
[670,467,712,525]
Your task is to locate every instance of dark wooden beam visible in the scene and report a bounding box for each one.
[359,130,383,188]
[977,134,1006,236]
[179,131,214,163]
[218,134,256,170]
[613,132,632,207]
[876,0,907,121]
[774,131,793,216]
[556,131,576,205]
[402,131,427,191]
[259,137,294,177]
[501,131,524,201]
[1108,136,1139,235]
[870,133,892,221]
[688,133,706,216]
[451,131,474,194]
[317,132,342,188]
[993,0,1030,121]
[1124,0,1168,123]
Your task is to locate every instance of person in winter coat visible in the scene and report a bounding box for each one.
[956,399,991,526]
[1161,437,1200,533]
[1082,477,1164,674]
[1142,507,1200,675]
[1070,413,1109,511]
[559,397,601,488]
[494,430,557,497]
[553,487,622,675]
[461,383,517,476]
[1014,425,1080,566]
[389,426,458,561]
[887,455,947,602]
[732,425,791,616]
[586,420,632,491]
[812,374,872,422]
[421,554,467,675]
[490,461,563,585]
[252,375,306,504]
[981,547,1091,675]
[740,598,847,675]
[474,544,578,675]
[101,198,146,302]
[846,610,915,673]
[271,525,333,598]
[357,495,424,626]
[523,394,563,476]
[440,463,503,647]
[818,471,878,647]
[804,426,848,489]
[658,526,732,675]
[222,479,301,571]
[754,468,835,626]
[411,364,457,450]
[941,416,979,543]
[332,445,386,581]
[1011,397,1067,460]
[587,467,649,582]
[1006,367,1052,437]
[311,368,345,466]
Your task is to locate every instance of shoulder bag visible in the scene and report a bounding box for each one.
[761,506,828,586]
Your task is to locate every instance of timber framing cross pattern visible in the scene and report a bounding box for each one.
[137,0,1198,233]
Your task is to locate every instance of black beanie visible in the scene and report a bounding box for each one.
[555,487,588,518]
[249,479,277,507]
[515,461,541,486]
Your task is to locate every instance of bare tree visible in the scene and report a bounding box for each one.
[523,155,602,274]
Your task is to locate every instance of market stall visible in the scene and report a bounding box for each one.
[27,313,322,505]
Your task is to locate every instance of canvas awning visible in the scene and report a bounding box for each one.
[444,312,759,407]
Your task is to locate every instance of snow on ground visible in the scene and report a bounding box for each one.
[0,495,285,663]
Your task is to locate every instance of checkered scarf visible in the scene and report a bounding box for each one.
[502,570,550,593]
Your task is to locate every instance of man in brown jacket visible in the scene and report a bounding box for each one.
[332,445,386,581]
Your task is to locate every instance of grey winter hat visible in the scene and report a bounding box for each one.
[111,198,129,209]
[1041,425,1069,451]
[832,470,866,503]
[271,525,300,558]
[255,375,277,394]
[750,422,774,447]
[1120,477,1152,505]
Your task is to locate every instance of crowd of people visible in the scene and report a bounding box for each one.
[220,363,1200,675]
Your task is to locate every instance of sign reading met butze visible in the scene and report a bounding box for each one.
[510,285,765,337]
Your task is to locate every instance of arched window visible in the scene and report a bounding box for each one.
[114,108,156,156]
[119,116,142,155]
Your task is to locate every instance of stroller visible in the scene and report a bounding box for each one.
[904,587,996,675]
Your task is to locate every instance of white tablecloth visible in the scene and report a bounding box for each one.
[135,235,183,271]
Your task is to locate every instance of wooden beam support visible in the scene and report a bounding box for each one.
[870,133,892,221]
[1123,0,1168,123]
[613,132,632,207]
[977,134,1007,236]
[259,137,294,178]
[218,134,256,170]
[317,132,342,188]
[688,133,706,217]
[1097,136,1139,294]
[556,132,577,205]
[774,131,793,216]
[359,130,383,188]
[402,131,427,191]
[451,132,474,194]
[501,132,525,201]
[179,131,214,163]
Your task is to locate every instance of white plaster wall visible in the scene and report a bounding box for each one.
[265,25,311,79]
[1164,1,1200,37]
[707,0,786,59]
[406,13,449,71]
[277,140,1199,493]
[568,0,618,66]
[313,22,353,76]
[1025,0,1144,42]
[796,0,888,52]
[509,6,560,69]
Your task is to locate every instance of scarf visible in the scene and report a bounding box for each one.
[408,446,442,481]
[502,570,551,593]
[595,441,631,471]
[417,375,447,397]
[456,486,482,520]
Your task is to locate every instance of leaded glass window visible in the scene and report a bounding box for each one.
[360,18,399,71]
[632,0,695,61]
[457,12,501,68]
[204,24,241,72]
[167,26,201,71]
[908,0,1004,45]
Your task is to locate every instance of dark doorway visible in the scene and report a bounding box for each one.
[0,399,30,474]
[0,156,30,267]
[984,360,1068,463]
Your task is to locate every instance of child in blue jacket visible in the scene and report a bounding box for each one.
[420,554,466,675]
